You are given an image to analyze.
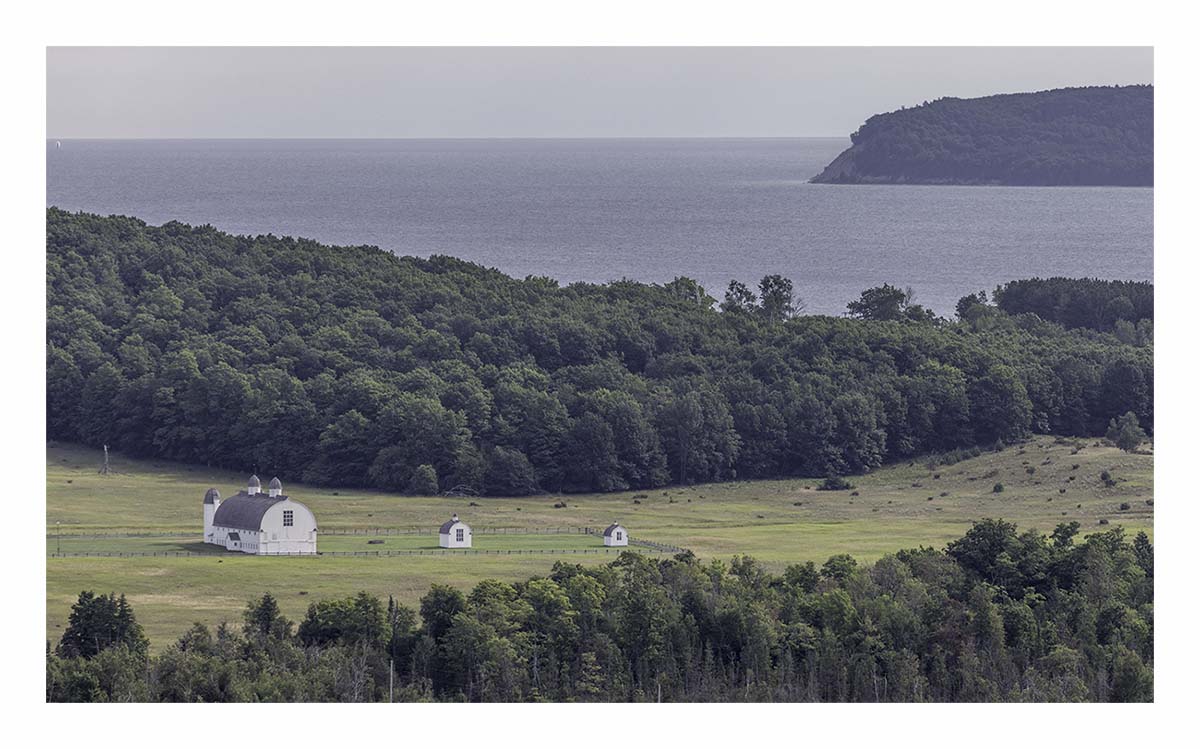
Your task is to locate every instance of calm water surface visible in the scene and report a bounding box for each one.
[47,139,1152,316]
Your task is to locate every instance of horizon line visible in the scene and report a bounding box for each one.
[46,135,848,142]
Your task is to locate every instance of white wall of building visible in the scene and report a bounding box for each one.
[604,525,629,546]
[203,501,217,543]
[258,499,318,555]
[439,521,472,548]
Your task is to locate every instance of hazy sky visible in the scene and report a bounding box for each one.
[47,47,1152,138]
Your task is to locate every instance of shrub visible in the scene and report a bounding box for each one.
[992,483,1005,493]
[1119,502,1131,511]
[1106,411,1148,453]
[405,464,440,496]
[818,476,855,491]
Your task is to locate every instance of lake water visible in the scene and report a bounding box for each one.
[46,138,1153,316]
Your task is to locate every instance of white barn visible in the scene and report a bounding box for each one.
[603,522,628,547]
[203,475,318,555]
[439,514,472,548]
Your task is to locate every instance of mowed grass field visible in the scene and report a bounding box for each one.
[46,439,1152,649]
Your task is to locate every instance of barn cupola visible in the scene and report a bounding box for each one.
[451,513,459,523]
[268,477,283,497]
[248,474,261,495]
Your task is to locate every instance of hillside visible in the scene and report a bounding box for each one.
[47,210,1153,499]
[811,85,1153,186]
[47,438,1153,647]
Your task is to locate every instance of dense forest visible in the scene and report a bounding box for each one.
[992,278,1153,335]
[47,209,1152,496]
[811,85,1153,186]
[45,520,1153,702]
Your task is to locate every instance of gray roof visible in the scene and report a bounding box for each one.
[440,516,466,534]
[603,523,625,538]
[204,488,221,505]
[212,491,287,531]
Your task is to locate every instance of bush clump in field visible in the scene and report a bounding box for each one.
[1107,411,1149,453]
[818,476,855,491]
[1120,502,1131,511]
[1101,470,1117,488]
[993,483,1005,493]
[405,464,439,496]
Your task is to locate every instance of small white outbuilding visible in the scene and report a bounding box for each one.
[439,514,472,548]
[603,522,628,547]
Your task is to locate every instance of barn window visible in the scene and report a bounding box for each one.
[456,528,464,542]
[616,531,623,541]
[283,510,294,527]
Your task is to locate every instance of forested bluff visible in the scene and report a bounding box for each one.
[47,209,1152,496]
[47,519,1153,702]
[811,85,1153,186]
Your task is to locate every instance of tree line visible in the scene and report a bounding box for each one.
[46,520,1153,702]
[990,278,1152,337]
[47,209,1152,496]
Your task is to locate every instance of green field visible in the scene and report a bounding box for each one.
[47,439,1152,648]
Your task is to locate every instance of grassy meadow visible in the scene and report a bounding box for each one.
[47,438,1152,649]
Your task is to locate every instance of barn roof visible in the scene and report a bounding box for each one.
[440,516,467,534]
[212,491,287,531]
[603,523,624,538]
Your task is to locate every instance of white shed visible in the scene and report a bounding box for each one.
[603,522,628,547]
[439,514,472,548]
[203,476,318,555]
